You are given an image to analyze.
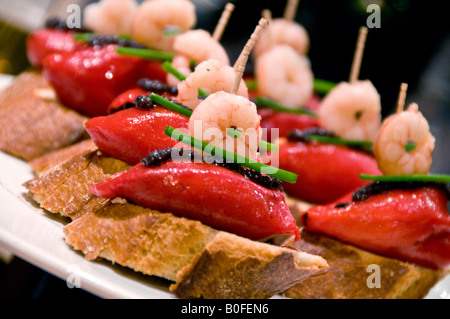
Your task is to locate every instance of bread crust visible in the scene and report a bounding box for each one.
[63,202,328,299]
[284,231,443,299]
[172,232,327,298]
[29,139,97,175]
[23,149,131,220]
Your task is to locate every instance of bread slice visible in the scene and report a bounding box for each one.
[23,149,131,220]
[0,71,89,161]
[0,70,48,106]
[64,202,328,299]
[283,230,444,299]
[29,139,97,175]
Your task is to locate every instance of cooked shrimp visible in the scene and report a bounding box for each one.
[374,103,435,175]
[167,29,230,85]
[174,30,230,66]
[176,59,248,109]
[166,54,192,86]
[318,80,381,141]
[130,0,196,51]
[188,91,262,160]
[83,0,138,36]
[255,44,313,108]
[253,18,309,58]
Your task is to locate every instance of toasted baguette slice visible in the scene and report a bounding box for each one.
[23,149,131,220]
[29,139,97,175]
[284,230,444,299]
[0,70,48,106]
[0,71,88,161]
[63,202,328,299]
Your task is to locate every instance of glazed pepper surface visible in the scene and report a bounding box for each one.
[85,106,189,165]
[42,44,167,117]
[275,141,381,204]
[26,29,82,68]
[90,161,300,241]
[106,88,148,114]
[301,186,450,269]
[258,108,320,140]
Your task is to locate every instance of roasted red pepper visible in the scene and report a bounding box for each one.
[90,161,300,241]
[301,186,450,269]
[249,86,321,140]
[26,29,83,68]
[258,108,320,140]
[107,87,177,114]
[272,141,381,204]
[106,88,148,114]
[85,106,189,165]
[42,44,167,117]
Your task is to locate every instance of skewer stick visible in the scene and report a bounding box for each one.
[262,9,272,22]
[232,18,269,94]
[261,9,274,50]
[349,26,368,84]
[212,3,235,42]
[396,82,408,113]
[283,0,299,22]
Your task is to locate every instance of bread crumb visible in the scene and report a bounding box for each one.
[111,197,128,204]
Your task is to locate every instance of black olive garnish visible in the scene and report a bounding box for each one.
[352,181,450,202]
[286,128,337,143]
[141,148,283,191]
[45,17,91,32]
[137,78,178,96]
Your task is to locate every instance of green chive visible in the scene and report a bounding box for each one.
[405,141,416,152]
[150,93,192,117]
[162,61,187,81]
[165,126,298,183]
[245,78,336,95]
[198,88,209,99]
[116,47,174,61]
[161,61,209,97]
[73,32,94,42]
[226,128,279,152]
[313,78,337,95]
[227,127,242,138]
[360,174,450,183]
[245,79,258,91]
[254,96,317,117]
[162,26,181,37]
[73,33,132,42]
[307,135,373,149]
[259,140,279,152]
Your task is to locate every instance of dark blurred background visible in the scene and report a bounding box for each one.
[0,0,449,298]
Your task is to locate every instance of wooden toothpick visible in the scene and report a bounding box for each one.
[261,9,274,50]
[396,82,408,113]
[262,9,272,23]
[283,0,299,22]
[212,3,235,42]
[232,18,269,94]
[349,26,368,84]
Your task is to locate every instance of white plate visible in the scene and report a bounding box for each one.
[0,75,448,299]
[0,74,175,298]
